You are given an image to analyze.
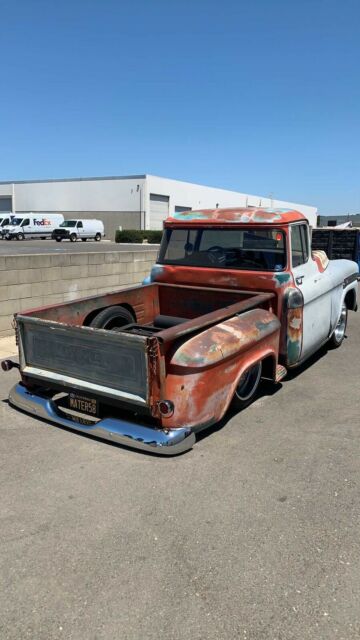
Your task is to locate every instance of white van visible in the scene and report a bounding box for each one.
[0,215,11,237]
[52,219,105,242]
[2,213,65,240]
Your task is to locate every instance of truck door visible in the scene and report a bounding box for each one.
[290,223,332,361]
[76,220,83,238]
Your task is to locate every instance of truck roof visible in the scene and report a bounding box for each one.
[165,207,306,226]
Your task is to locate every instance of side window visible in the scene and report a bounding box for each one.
[21,219,30,226]
[291,224,309,267]
[300,225,309,261]
[77,221,83,228]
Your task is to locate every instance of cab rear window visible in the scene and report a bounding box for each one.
[159,228,286,271]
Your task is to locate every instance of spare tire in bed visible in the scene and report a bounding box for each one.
[89,306,135,330]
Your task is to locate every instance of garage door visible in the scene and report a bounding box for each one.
[0,196,12,212]
[150,194,169,230]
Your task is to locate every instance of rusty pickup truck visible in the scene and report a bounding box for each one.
[3,208,359,455]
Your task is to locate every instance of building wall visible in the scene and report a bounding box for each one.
[0,175,318,235]
[0,177,146,239]
[0,249,158,338]
[146,175,318,229]
[318,214,360,227]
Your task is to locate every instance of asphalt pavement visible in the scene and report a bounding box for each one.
[1,313,360,640]
[0,239,158,255]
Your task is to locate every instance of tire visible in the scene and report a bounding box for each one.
[55,238,62,242]
[41,236,46,240]
[81,238,87,242]
[70,233,77,242]
[231,361,262,411]
[95,233,101,242]
[329,302,347,348]
[17,233,25,241]
[89,305,135,330]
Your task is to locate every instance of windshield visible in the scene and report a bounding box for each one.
[9,217,24,226]
[60,221,77,227]
[159,227,287,271]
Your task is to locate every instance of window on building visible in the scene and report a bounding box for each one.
[175,206,192,213]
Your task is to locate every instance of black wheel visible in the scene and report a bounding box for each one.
[17,232,25,241]
[232,361,262,411]
[89,305,135,330]
[95,233,101,242]
[41,236,46,240]
[70,233,77,242]
[329,303,347,348]
[55,238,62,242]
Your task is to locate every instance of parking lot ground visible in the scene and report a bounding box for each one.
[1,313,360,640]
[0,240,158,255]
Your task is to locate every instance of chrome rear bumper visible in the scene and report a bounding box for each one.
[8,383,195,455]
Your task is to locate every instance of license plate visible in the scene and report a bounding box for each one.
[69,393,98,416]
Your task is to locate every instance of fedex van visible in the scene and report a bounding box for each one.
[52,219,105,242]
[2,214,65,240]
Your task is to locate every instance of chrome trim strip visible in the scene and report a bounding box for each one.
[21,366,147,405]
[8,383,195,455]
[343,272,359,288]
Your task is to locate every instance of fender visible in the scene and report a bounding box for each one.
[170,308,280,369]
[163,309,281,429]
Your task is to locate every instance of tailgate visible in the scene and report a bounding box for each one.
[17,315,149,406]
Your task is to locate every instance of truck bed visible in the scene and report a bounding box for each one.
[16,283,275,413]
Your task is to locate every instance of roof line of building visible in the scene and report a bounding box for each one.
[0,174,147,185]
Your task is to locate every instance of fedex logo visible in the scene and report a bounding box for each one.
[34,219,51,226]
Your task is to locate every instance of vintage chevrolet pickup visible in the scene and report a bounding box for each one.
[2,208,359,455]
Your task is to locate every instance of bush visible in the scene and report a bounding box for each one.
[115,230,162,244]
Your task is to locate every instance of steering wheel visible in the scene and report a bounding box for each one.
[206,245,226,264]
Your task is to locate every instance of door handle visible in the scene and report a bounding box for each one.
[296,276,304,285]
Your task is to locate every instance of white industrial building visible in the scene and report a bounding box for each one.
[0,175,317,239]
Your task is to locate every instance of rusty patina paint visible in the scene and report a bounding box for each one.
[170,309,280,368]
[20,283,161,327]
[286,307,303,365]
[167,207,306,225]
[281,287,304,367]
[162,328,281,430]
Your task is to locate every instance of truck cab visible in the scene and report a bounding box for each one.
[148,208,358,366]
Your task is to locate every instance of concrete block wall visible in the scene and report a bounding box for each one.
[0,250,158,338]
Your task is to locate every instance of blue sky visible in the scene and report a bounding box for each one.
[1,0,359,214]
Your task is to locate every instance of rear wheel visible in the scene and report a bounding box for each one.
[95,233,101,242]
[329,303,347,348]
[232,361,262,411]
[89,305,135,330]
[70,233,77,242]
